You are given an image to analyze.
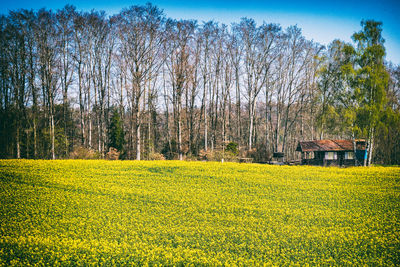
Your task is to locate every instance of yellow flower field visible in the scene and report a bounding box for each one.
[0,160,399,265]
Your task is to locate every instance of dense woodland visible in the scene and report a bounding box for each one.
[0,4,399,164]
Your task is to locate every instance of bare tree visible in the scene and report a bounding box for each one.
[36,9,58,159]
[0,4,397,165]
[6,11,28,158]
[235,19,279,151]
[271,26,320,158]
[219,29,233,155]
[116,3,164,160]
[56,5,75,156]
[186,28,202,155]
[72,11,88,146]
[165,19,196,160]
[227,25,243,148]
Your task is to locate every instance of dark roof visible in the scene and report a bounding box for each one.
[296,139,366,152]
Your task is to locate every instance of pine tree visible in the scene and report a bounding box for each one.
[108,109,124,152]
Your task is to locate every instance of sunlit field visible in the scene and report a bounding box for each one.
[1,160,399,265]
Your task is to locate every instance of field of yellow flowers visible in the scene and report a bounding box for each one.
[0,160,399,265]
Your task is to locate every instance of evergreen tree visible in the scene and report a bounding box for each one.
[108,109,124,152]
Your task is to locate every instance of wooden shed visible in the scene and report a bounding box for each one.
[296,139,367,166]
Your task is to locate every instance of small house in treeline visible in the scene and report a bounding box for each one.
[296,139,367,166]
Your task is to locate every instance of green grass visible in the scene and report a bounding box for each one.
[1,160,399,265]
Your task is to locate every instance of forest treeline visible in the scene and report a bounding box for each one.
[1,4,399,164]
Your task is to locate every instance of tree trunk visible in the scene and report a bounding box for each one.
[367,132,374,166]
[178,105,183,160]
[163,68,172,158]
[87,77,92,149]
[33,118,37,159]
[352,132,358,167]
[136,122,141,160]
[50,110,55,160]
[16,127,21,159]
[147,79,152,157]
[63,89,68,157]
[78,62,85,146]
[274,106,281,153]
[130,108,135,159]
[235,67,241,148]
[249,106,254,150]
[265,88,270,155]
[136,101,141,161]
[203,81,208,152]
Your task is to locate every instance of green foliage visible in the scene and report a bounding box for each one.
[0,109,17,158]
[41,127,68,159]
[316,20,390,164]
[107,109,124,152]
[316,40,351,136]
[352,20,389,136]
[226,142,239,155]
[374,107,400,164]
[0,160,399,265]
[54,128,68,157]
[161,139,177,160]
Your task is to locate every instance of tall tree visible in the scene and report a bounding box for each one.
[72,11,88,147]
[36,9,58,159]
[7,11,28,159]
[352,20,389,166]
[56,5,75,157]
[116,3,164,160]
[0,4,398,165]
[165,19,195,160]
[316,40,348,139]
[227,25,243,148]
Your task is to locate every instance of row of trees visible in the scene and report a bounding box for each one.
[1,4,399,164]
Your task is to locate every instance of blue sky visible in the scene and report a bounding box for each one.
[1,0,399,64]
